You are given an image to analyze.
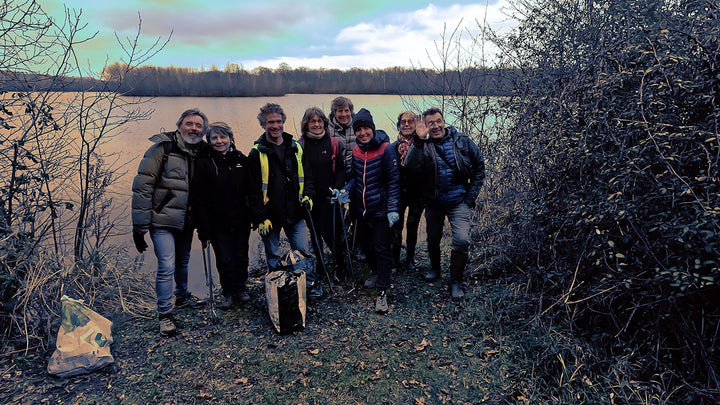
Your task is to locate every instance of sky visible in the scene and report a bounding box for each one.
[39,0,517,73]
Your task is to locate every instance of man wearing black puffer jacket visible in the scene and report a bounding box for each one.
[404,107,485,301]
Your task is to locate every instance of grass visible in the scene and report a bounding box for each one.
[0,245,668,404]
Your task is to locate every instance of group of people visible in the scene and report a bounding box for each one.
[131,97,485,337]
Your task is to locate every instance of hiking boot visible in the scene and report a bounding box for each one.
[424,268,440,282]
[219,294,234,310]
[236,289,251,304]
[450,282,465,300]
[176,294,205,309]
[364,274,377,288]
[159,317,177,337]
[375,290,388,314]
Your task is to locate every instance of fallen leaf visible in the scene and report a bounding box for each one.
[308,349,320,355]
[414,338,429,352]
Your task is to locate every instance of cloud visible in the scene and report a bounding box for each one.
[239,1,517,70]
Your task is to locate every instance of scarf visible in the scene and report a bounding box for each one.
[397,134,412,166]
[305,130,325,140]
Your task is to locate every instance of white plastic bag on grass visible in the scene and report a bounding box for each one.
[47,295,114,377]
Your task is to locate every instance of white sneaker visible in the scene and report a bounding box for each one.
[375,291,388,314]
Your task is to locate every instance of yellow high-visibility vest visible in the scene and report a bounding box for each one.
[252,142,304,203]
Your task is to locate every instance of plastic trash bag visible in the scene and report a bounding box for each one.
[264,250,308,333]
[47,295,114,377]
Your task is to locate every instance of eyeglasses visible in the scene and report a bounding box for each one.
[400,119,415,125]
[426,118,444,127]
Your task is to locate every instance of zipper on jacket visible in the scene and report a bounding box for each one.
[362,150,367,217]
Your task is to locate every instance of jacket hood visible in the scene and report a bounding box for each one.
[149,131,175,144]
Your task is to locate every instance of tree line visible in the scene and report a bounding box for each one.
[100,63,514,97]
[2,64,514,97]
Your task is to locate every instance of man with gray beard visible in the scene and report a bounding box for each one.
[131,108,209,337]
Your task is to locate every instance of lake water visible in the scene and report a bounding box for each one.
[117,94,429,297]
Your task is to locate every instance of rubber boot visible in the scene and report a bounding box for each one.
[424,244,441,281]
[449,251,467,300]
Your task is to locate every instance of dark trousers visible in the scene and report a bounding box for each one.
[310,197,348,274]
[392,197,424,266]
[359,216,393,290]
[211,226,250,297]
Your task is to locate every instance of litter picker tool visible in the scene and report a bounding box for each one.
[334,199,355,283]
[304,205,334,293]
[202,242,217,319]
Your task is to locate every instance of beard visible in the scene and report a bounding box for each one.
[181,132,203,145]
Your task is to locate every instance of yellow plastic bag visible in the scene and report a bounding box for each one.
[47,295,114,377]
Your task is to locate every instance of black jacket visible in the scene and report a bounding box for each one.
[300,133,345,201]
[191,147,251,241]
[392,137,424,207]
[247,132,314,226]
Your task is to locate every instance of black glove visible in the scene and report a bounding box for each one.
[132,229,148,253]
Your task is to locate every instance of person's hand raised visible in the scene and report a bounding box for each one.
[415,114,429,139]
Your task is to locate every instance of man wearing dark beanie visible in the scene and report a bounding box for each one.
[332,108,400,313]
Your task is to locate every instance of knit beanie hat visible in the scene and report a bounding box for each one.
[352,108,375,133]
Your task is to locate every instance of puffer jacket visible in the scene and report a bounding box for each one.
[344,129,400,219]
[191,147,251,241]
[328,113,354,179]
[404,125,485,208]
[131,131,206,230]
[247,132,314,226]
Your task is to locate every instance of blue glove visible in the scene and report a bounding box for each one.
[331,188,349,204]
[387,212,399,227]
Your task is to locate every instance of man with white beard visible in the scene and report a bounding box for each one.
[131,108,209,337]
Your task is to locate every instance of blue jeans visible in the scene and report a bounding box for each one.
[150,226,194,317]
[425,202,472,270]
[261,219,316,285]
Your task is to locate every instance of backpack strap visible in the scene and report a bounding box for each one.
[156,140,174,185]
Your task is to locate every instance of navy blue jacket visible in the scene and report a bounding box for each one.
[344,129,400,219]
[404,126,485,208]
